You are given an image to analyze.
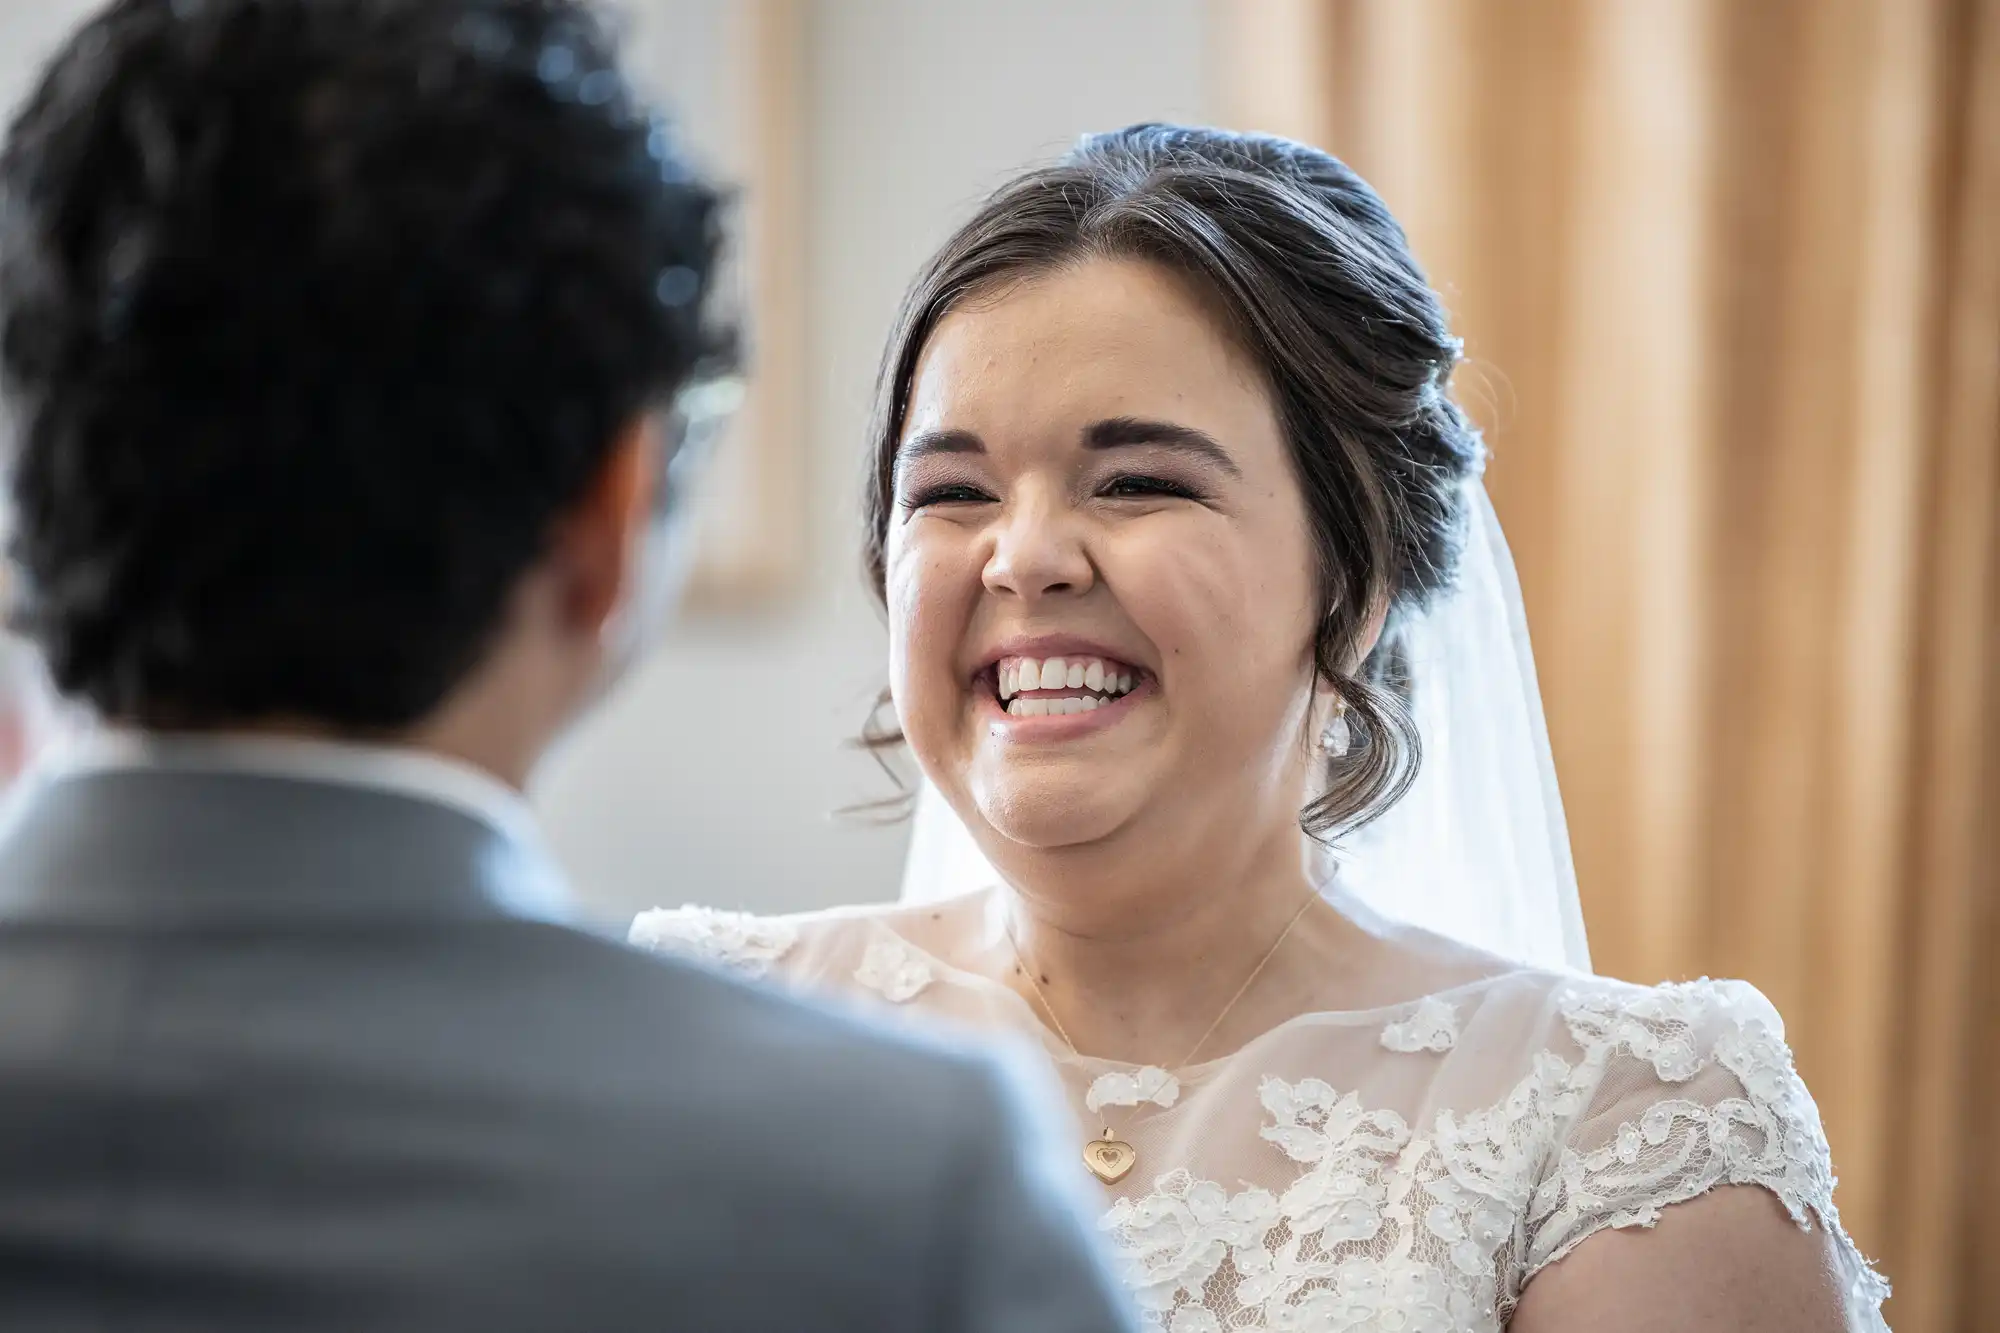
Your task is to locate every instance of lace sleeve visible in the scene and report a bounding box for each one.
[628,905,799,979]
[1522,979,1889,1330]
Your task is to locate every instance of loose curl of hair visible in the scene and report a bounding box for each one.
[859,124,1483,840]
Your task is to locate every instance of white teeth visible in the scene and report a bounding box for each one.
[1003,692,1118,720]
[995,655,1141,709]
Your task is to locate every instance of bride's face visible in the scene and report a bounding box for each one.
[885,257,1322,857]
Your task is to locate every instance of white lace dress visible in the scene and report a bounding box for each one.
[630,902,1890,1332]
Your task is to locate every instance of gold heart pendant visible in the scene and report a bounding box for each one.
[1083,1135,1137,1185]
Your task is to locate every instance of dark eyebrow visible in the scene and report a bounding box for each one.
[896,428,985,465]
[1083,417,1242,477]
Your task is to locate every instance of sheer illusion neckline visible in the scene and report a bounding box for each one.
[630,902,1890,1330]
[851,911,1538,1077]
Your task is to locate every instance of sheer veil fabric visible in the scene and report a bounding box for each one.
[899,479,1593,976]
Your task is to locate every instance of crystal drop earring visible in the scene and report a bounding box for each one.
[1319,697,1351,758]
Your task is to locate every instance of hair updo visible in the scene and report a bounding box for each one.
[863,123,1483,837]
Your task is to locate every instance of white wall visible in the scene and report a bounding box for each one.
[0,5,95,88]
[0,0,1211,924]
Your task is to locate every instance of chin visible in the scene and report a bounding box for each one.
[965,767,1141,851]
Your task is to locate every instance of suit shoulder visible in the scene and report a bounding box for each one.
[508,916,1010,1136]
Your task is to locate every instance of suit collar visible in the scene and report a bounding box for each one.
[53,729,540,847]
[0,761,571,926]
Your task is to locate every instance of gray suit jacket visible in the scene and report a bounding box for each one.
[0,765,1134,1332]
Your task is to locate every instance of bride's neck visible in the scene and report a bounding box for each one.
[986,819,1335,1066]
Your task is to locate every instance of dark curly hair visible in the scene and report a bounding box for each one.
[0,0,731,728]
[863,124,1482,837]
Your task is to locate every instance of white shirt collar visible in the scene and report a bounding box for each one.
[48,728,544,851]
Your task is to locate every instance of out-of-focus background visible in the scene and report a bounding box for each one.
[0,1,1994,1327]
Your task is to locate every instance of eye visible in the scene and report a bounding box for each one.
[1098,473,1203,501]
[900,482,995,512]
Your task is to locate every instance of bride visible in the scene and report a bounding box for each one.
[633,124,1888,1331]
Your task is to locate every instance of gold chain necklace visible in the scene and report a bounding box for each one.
[1004,892,1317,1185]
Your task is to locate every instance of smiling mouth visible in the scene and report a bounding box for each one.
[990,653,1143,717]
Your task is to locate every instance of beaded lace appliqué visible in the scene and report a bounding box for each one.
[1087,1067,1182,1114]
[853,936,935,1003]
[1380,996,1461,1054]
[628,906,798,979]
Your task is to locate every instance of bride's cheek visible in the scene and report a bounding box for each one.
[886,547,968,738]
[884,535,935,660]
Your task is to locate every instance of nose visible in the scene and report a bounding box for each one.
[981,492,1094,602]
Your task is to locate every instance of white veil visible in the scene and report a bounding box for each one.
[897,480,1592,974]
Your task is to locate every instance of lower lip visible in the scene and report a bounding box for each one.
[979,679,1153,739]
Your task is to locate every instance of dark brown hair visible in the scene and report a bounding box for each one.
[862,123,1482,838]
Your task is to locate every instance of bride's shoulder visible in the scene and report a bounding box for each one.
[627,898,929,984]
[1337,901,1792,1045]
[1523,971,1796,1075]
[1451,965,1794,1064]
[1508,973,1887,1306]
[627,903,808,978]
[1374,945,1802,1090]
[1551,971,1788,1034]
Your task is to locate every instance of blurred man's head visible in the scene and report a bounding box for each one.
[0,0,731,783]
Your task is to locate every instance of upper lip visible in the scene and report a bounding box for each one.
[970,633,1148,682]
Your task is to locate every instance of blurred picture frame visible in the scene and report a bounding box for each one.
[628,0,807,612]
